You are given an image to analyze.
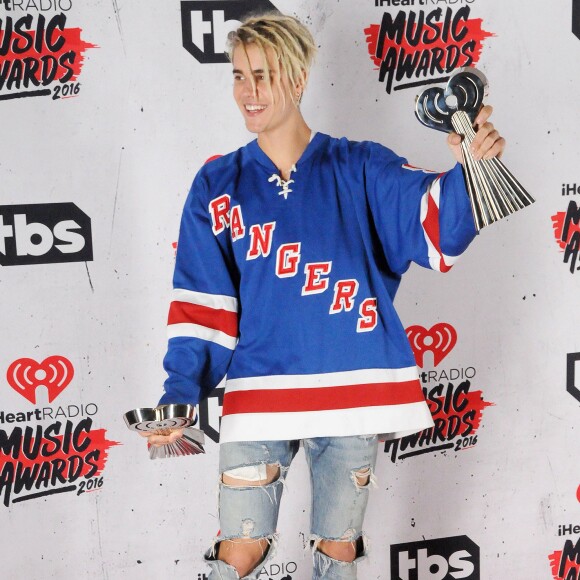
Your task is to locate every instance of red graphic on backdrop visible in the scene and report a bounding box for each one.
[0,418,120,507]
[7,356,74,404]
[0,13,97,100]
[549,538,580,579]
[364,7,494,93]
[406,323,457,367]
[383,380,493,462]
[552,201,580,273]
[427,385,492,439]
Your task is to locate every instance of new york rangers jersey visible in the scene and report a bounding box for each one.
[159,132,477,443]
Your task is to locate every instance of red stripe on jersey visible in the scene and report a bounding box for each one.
[168,301,238,338]
[222,380,425,415]
[421,179,452,273]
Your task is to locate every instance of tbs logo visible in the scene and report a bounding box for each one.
[0,203,93,266]
[391,536,480,580]
[181,0,278,64]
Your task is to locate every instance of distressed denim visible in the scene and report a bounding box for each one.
[204,435,378,580]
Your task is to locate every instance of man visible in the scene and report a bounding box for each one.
[142,13,505,580]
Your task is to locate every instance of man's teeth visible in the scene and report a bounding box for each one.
[246,105,266,111]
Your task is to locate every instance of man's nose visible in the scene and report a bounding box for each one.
[241,78,257,98]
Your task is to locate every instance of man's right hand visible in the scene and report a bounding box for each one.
[139,428,184,447]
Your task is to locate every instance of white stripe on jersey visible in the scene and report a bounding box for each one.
[167,323,237,350]
[219,402,435,443]
[171,288,238,312]
[225,366,419,393]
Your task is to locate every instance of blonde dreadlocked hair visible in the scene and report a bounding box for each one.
[227,13,317,107]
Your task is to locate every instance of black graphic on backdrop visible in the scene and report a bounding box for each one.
[567,352,580,404]
[391,535,480,580]
[181,0,278,64]
[0,203,93,266]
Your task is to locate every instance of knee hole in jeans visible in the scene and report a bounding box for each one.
[313,534,365,564]
[352,466,373,489]
[221,463,280,487]
[216,535,274,578]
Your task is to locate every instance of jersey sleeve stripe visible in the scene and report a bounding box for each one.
[167,323,237,350]
[172,288,238,312]
[420,176,459,273]
[168,301,238,338]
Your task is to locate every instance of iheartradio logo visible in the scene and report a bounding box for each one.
[406,323,458,368]
[6,356,74,404]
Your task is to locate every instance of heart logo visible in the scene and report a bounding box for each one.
[406,324,458,368]
[7,356,74,404]
[415,67,488,133]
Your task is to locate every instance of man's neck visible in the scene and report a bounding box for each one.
[257,118,312,180]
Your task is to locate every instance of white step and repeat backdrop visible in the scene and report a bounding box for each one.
[1,0,580,578]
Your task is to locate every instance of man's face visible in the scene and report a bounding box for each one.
[232,43,298,136]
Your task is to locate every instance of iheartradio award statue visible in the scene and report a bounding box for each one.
[123,404,204,459]
[415,67,535,231]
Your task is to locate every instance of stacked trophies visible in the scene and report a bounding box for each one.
[124,404,205,459]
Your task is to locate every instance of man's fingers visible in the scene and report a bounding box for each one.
[474,104,493,128]
[448,132,462,146]
[138,428,184,447]
[449,103,505,163]
[470,123,505,160]
[483,137,506,160]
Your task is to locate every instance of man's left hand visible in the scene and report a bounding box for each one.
[447,104,506,164]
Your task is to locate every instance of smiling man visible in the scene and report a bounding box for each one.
[143,12,505,580]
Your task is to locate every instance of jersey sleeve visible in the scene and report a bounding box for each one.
[158,171,239,406]
[365,144,477,276]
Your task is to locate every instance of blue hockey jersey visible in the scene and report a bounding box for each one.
[159,132,477,443]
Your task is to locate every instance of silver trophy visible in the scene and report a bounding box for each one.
[123,403,205,459]
[415,67,534,232]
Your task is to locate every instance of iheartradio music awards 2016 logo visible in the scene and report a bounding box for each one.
[550,534,580,580]
[364,4,494,94]
[552,186,580,274]
[383,323,494,463]
[0,0,96,102]
[0,355,119,507]
[548,486,580,580]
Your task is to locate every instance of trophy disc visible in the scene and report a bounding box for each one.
[415,67,487,133]
[123,403,196,433]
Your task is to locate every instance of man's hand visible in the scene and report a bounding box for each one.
[139,428,184,447]
[447,104,506,164]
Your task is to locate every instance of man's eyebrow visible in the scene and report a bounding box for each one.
[232,68,268,75]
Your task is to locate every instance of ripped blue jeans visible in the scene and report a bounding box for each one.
[204,435,379,580]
